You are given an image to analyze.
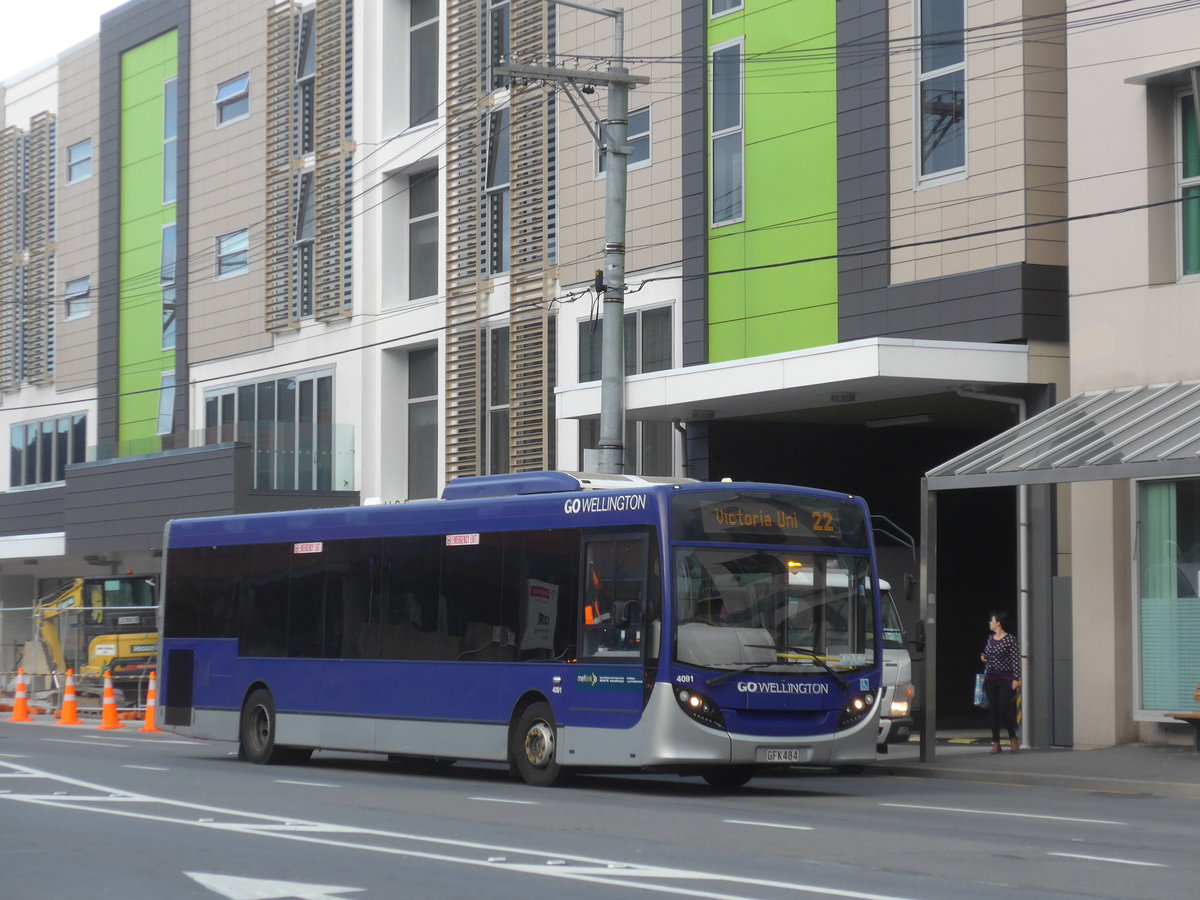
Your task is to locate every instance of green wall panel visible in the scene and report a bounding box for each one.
[119,31,177,452]
[707,1,838,362]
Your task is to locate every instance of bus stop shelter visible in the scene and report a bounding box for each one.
[918,380,1200,759]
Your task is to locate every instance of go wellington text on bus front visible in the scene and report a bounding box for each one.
[157,471,884,788]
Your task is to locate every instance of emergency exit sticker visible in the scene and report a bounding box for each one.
[446,533,480,546]
[293,542,323,554]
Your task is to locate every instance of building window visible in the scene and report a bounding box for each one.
[599,105,650,174]
[407,349,437,499]
[711,40,744,224]
[156,372,176,436]
[294,172,315,318]
[215,73,250,125]
[161,223,177,351]
[917,0,966,180]
[164,77,178,203]
[711,0,742,16]
[216,228,250,278]
[409,170,438,299]
[411,0,438,126]
[1179,92,1200,277]
[486,327,510,475]
[579,417,673,478]
[10,414,86,487]
[486,108,511,274]
[1137,479,1200,713]
[66,139,92,184]
[205,371,335,491]
[578,306,673,382]
[64,276,91,320]
[296,9,317,155]
[489,0,510,90]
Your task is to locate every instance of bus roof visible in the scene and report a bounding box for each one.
[165,472,865,550]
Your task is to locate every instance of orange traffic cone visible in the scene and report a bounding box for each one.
[97,670,125,730]
[58,669,82,726]
[138,671,162,733]
[7,668,32,722]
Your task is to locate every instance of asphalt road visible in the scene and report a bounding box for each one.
[1,721,1196,899]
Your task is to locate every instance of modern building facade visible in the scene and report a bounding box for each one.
[3,0,1194,749]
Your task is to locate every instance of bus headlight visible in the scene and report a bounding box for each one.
[890,684,914,718]
[673,685,726,730]
[838,690,877,730]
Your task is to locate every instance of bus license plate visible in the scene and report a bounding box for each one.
[762,747,802,763]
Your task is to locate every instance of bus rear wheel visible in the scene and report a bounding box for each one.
[239,688,311,765]
[512,702,570,787]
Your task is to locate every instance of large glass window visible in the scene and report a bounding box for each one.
[917,0,966,179]
[204,371,334,490]
[411,0,439,126]
[711,0,742,16]
[294,172,315,318]
[486,108,511,274]
[408,170,438,299]
[10,414,86,487]
[1138,479,1200,712]
[161,223,177,351]
[157,372,176,436]
[711,40,744,223]
[1179,92,1200,276]
[674,549,876,673]
[296,9,316,154]
[578,306,673,382]
[487,327,510,475]
[489,0,511,90]
[407,348,438,499]
[163,78,178,204]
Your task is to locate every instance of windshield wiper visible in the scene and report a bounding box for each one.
[777,647,848,688]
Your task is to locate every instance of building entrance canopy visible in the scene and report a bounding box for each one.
[926,380,1200,491]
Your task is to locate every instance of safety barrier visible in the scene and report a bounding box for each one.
[2,666,160,723]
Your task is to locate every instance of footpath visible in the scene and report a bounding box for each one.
[870,735,1200,799]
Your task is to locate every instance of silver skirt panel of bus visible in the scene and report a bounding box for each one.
[174,682,878,770]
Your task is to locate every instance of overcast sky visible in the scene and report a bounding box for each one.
[1,0,128,83]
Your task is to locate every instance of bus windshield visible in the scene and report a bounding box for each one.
[673,549,875,674]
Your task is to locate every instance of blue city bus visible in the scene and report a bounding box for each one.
[158,471,884,787]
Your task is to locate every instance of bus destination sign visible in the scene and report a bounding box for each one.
[672,492,867,547]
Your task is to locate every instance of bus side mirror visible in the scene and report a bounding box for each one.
[904,572,916,604]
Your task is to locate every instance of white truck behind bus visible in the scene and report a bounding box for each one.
[787,570,915,752]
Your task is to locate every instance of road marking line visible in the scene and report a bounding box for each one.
[275,779,340,788]
[1048,852,1167,868]
[0,754,29,759]
[0,760,926,900]
[41,739,130,748]
[880,802,1124,826]
[124,765,169,772]
[470,796,540,806]
[723,819,814,832]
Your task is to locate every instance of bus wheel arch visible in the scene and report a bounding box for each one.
[239,685,311,766]
[509,696,570,787]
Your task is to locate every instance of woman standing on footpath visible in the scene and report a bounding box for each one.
[980,610,1021,754]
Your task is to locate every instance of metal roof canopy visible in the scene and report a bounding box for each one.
[918,381,1200,759]
[925,381,1200,491]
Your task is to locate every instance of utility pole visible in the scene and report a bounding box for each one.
[494,2,648,475]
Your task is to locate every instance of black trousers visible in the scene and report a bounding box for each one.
[984,678,1018,742]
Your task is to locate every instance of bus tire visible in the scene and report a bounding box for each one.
[511,702,570,787]
[701,766,755,789]
[240,688,310,765]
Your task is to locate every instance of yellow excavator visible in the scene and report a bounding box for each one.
[34,576,158,693]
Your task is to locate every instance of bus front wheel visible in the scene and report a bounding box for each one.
[239,688,311,765]
[511,702,570,787]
